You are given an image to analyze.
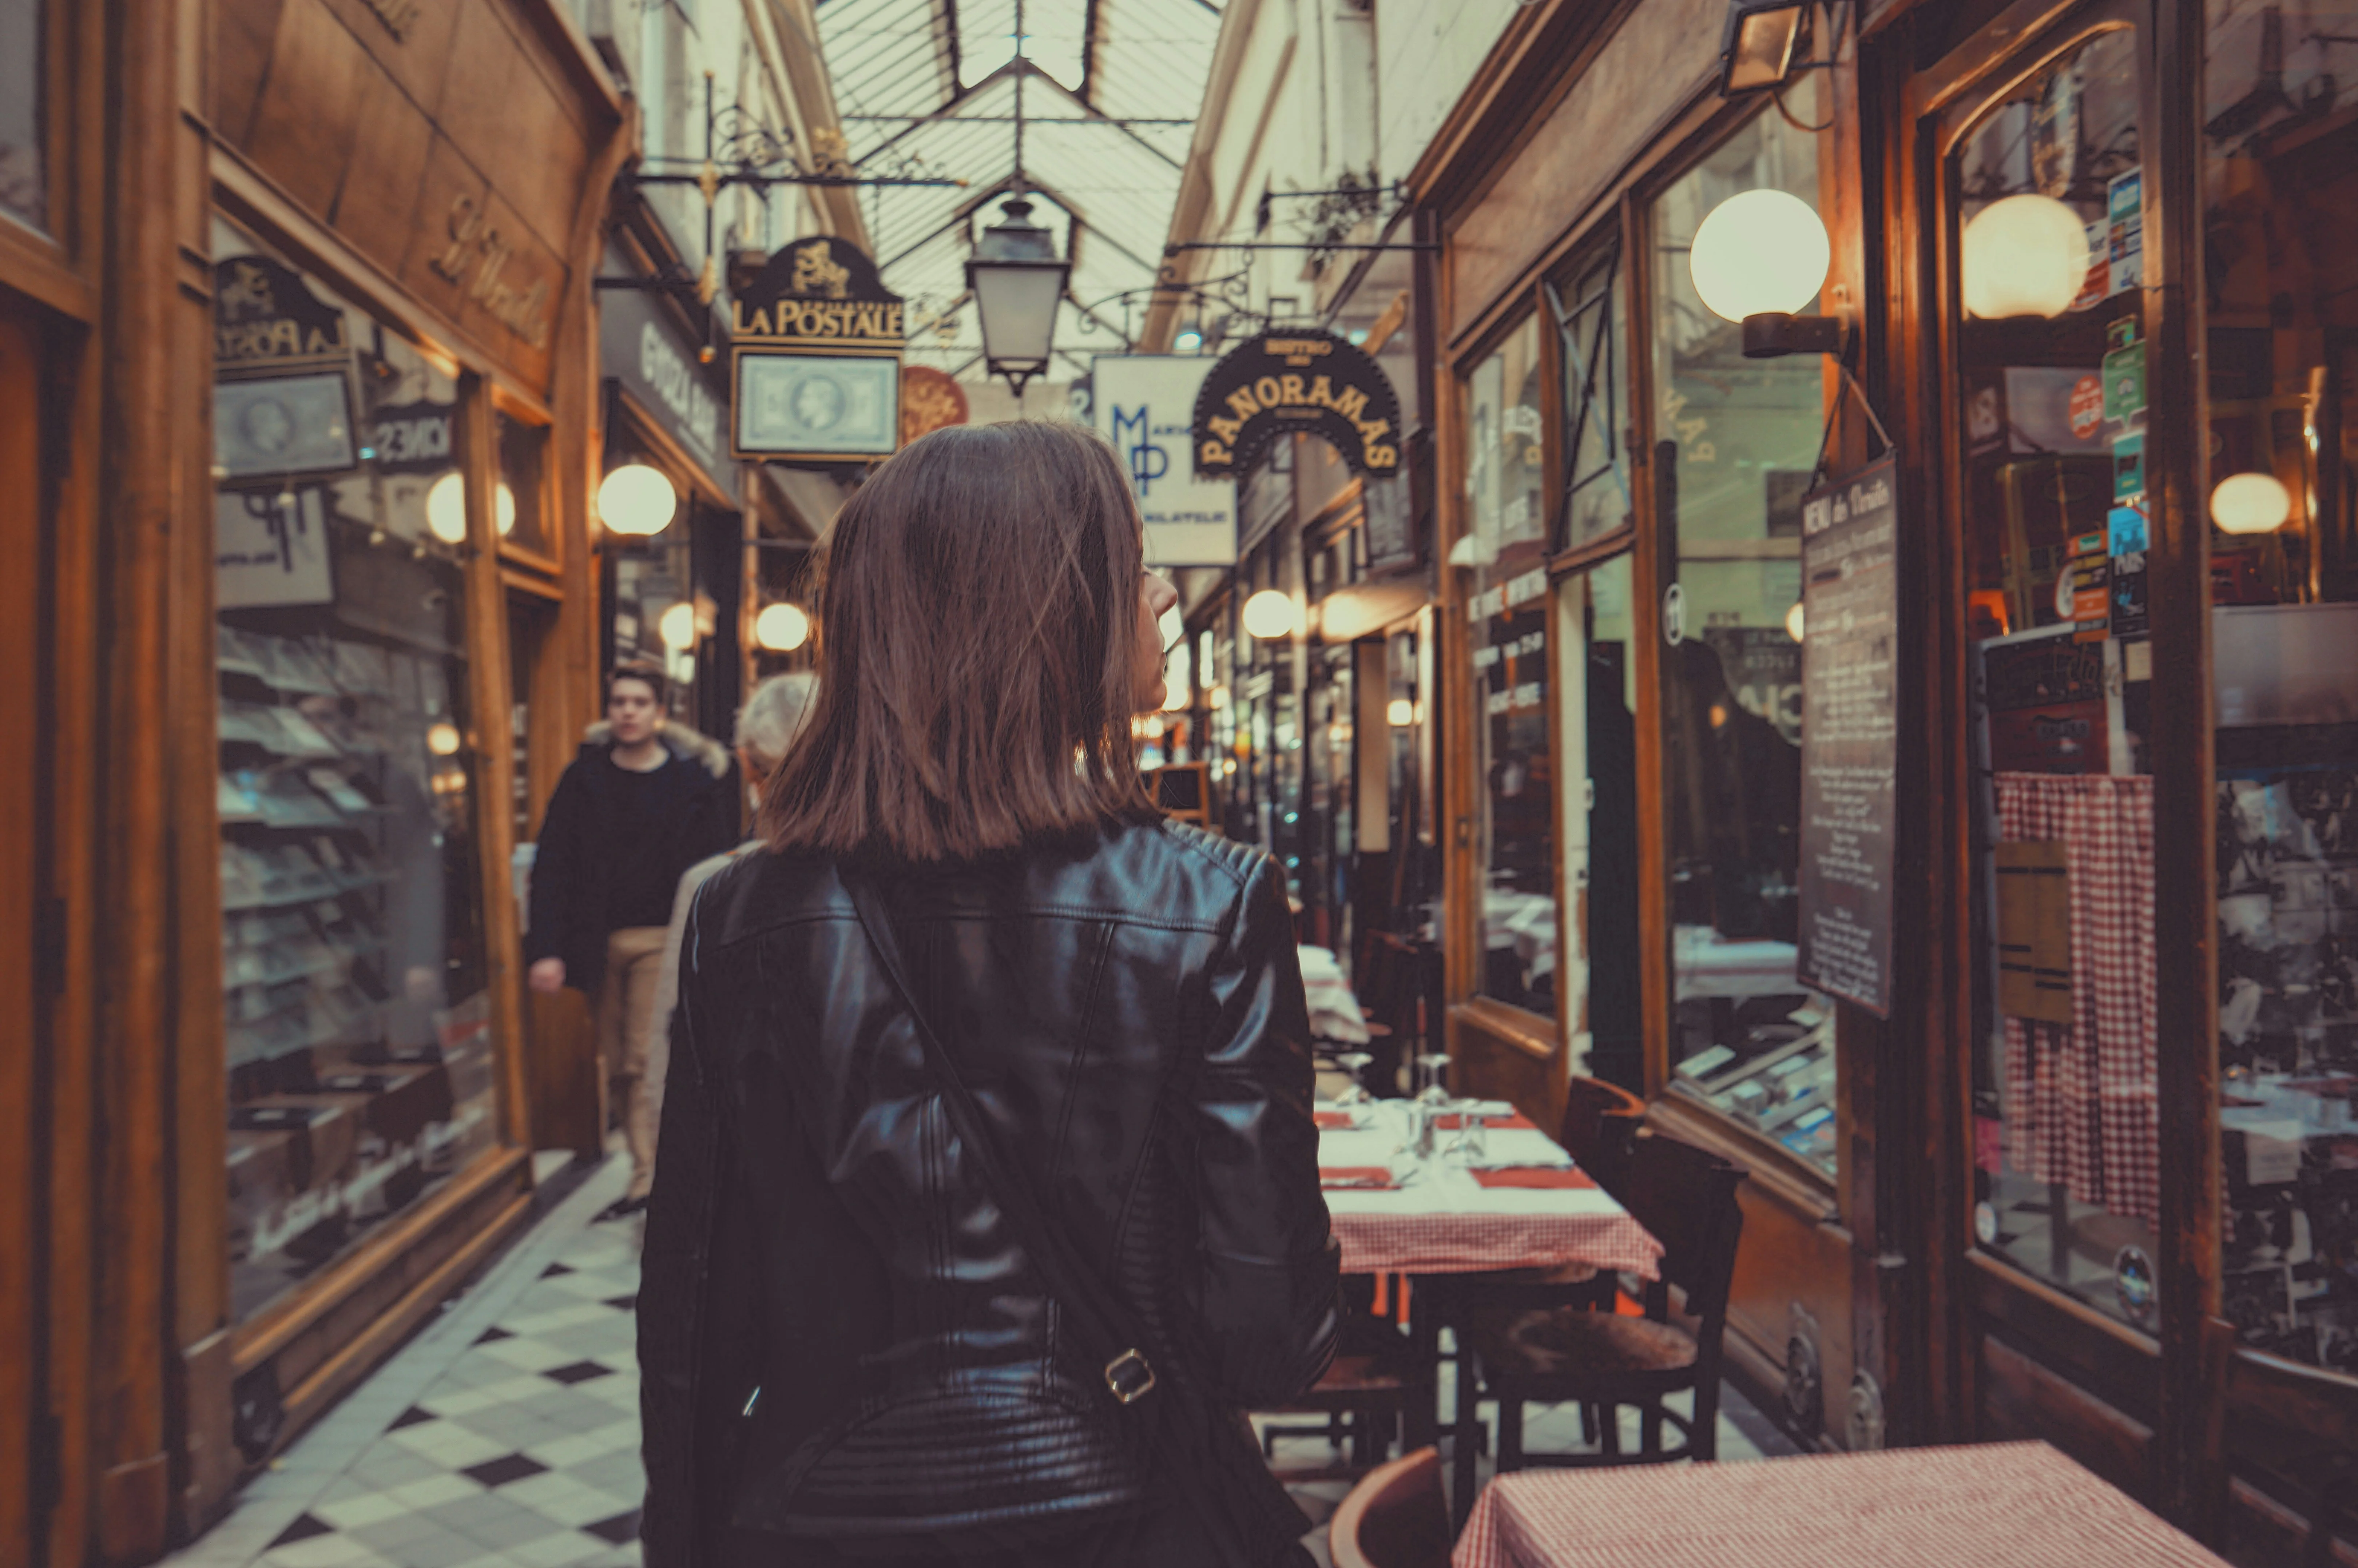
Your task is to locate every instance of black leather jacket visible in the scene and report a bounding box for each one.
[638,821,1341,1567]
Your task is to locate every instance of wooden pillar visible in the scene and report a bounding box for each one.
[90,0,192,1556]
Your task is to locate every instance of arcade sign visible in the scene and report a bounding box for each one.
[1191,329,1401,480]
[731,236,905,463]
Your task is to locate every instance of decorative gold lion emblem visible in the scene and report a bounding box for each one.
[791,240,851,300]
[219,260,277,319]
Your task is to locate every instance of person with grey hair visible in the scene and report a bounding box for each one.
[633,671,819,1193]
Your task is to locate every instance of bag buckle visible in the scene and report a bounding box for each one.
[1104,1348,1156,1405]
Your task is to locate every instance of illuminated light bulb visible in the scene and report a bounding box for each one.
[2211,471,2292,535]
[1242,588,1299,640]
[1221,758,1237,776]
[659,601,699,650]
[1208,684,1230,710]
[1786,601,1806,642]
[496,483,516,537]
[1388,698,1416,728]
[425,473,467,544]
[1962,194,2089,321]
[599,463,677,537]
[426,721,462,756]
[1175,330,1203,352]
[1690,189,1830,323]
[755,602,811,652]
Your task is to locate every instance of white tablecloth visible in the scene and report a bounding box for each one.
[1318,1103,1662,1280]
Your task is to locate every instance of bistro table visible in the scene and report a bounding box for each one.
[1452,1441,2234,1568]
[1317,1101,1663,1449]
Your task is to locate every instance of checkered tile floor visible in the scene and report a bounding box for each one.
[167,1149,1791,1568]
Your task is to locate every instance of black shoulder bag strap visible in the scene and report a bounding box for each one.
[843,877,1239,1534]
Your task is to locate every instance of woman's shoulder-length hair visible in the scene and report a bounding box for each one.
[759,419,1161,863]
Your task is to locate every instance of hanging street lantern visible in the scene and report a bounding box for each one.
[966,197,1070,397]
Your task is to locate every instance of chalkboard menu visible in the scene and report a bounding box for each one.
[1795,455,1900,1016]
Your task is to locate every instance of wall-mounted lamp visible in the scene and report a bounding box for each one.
[1962,195,2089,320]
[1386,697,1417,728]
[2211,471,2293,535]
[1690,190,1845,359]
[754,602,811,652]
[1785,601,1807,642]
[423,475,516,544]
[1242,588,1301,641]
[658,601,700,651]
[426,721,463,757]
[1718,0,1829,97]
[599,462,678,537]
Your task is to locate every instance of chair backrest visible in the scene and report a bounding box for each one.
[2201,1315,2358,1567]
[1357,930,1444,1059]
[1558,1074,1647,1194]
[1621,1131,1746,1332]
[1327,1445,1452,1568]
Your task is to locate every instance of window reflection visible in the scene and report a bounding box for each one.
[1651,91,1834,1172]
[2206,0,2358,1370]
[1464,318,1556,1017]
[213,218,498,1322]
[1954,30,2159,1326]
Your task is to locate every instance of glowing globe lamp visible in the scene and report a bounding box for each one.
[2211,472,2293,535]
[1387,697,1416,728]
[1242,589,1299,641]
[755,602,811,652]
[1962,195,2089,320]
[659,601,699,651]
[1690,189,1830,323]
[599,463,678,537]
[425,473,467,544]
[1785,601,1806,642]
[426,721,462,757]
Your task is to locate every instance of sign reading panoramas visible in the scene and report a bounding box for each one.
[1191,330,1401,480]
[731,237,904,462]
[1095,355,1237,566]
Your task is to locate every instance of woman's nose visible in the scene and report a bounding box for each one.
[1145,572,1179,616]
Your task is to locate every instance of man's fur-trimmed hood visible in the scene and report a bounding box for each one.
[581,720,733,779]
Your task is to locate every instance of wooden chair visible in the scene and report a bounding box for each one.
[1327,1446,1452,1568]
[1259,1280,1418,1480]
[1352,929,1445,1097]
[1450,1133,1746,1512]
[2199,1314,2358,1566]
[1557,1074,1647,1198]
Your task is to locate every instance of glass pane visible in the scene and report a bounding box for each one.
[1651,91,1831,1172]
[0,0,44,231]
[1552,234,1631,553]
[1951,29,2157,1327]
[1567,555,1645,1088]
[214,218,499,1323]
[1463,317,1556,1017]
[2205,0,2358,1369]
[496,412,552,560]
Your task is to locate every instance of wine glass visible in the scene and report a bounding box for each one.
[1334,1051,1376,1109]
[1414,1052,1454,1109]
[1445,1106,1489,1168]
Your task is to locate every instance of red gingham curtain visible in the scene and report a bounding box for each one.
[1993,772,2158,1225]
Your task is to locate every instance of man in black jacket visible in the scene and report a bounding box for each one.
[527,664,738,1218]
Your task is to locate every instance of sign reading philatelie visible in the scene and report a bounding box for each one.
[1191,330,1401,480]
[731,237,904,462]
[1095,354,1237,566]
[1795,454,1901,1018]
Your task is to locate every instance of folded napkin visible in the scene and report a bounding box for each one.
[1433,1113,1537,1131]
[1313,1110,1357,1130]
[1320,1166,1397,1190]
[1472,1167,1597,1190]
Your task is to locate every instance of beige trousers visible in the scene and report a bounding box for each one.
[595,926,670,1198]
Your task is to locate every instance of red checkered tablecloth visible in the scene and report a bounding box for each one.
[1995,773,2158,1225]
[1452,1442,2228,1568]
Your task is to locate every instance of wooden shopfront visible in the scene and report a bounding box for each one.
[9,4,629,1563]
[1425,0,2358,1553]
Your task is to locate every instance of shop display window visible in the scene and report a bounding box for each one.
[1949,29,2160,1326]
[2204,0,2358,1370]
[212,219,499,1323]
[0,0,43,232]
[1462,317,1556,1017]
[1649,94,1831,1171]
[1550,231,1630,554]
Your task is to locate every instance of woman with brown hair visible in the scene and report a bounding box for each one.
[638,420,1339,1567]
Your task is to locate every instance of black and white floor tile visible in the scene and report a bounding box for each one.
[165,1145,1791,1568]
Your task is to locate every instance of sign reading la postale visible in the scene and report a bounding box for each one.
[730,237,906,350]
[1191,329,1402,480]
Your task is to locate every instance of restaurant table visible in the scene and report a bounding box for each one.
[1452,1441,2234,1568]
[1317,1101,1663,1450]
